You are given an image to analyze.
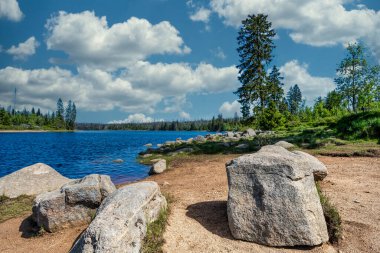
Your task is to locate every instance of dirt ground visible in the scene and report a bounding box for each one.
[0,215,86,253]
[149,155,380,253]
[0,155,379,253]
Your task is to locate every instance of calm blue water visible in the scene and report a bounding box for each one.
[0,131,209,184]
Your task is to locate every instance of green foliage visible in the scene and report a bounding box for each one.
[258,101,285,130]
[316,183,342,243]
[335,111,380,140]
[142,194,173,253]
[0,194,34,223]
[335,43,379,112]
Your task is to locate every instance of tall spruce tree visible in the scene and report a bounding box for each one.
[235,14,276,118]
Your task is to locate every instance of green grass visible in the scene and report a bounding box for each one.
[142,193,174,253]
[316,183,342,244]
[0,195,34,223]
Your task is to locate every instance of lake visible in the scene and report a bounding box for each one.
[0,131,209,184]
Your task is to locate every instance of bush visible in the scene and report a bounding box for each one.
[335,111,380,140]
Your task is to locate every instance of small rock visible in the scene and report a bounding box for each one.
[274,140,295,149]
[236,143,249,149]
[112,159,124,163]
[149,159,167,175]
[163,181,170,186]
[243,128,256,137]
[194,135,206,142]
[354,200,360,203]
[142,154,153,158]
[144,143,153,148]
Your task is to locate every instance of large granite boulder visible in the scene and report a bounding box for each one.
[226,145,329,247]
[32,174,116,232]
[0,163,71,198]
[149,159,167,175]
[70,181,167,253]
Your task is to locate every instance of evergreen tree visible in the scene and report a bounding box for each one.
[287,84,302,114]
[56,98,65,128]
[235,14,276,117]
[335,43,368,112]
[267,65,284,106]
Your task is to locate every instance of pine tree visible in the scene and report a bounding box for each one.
[335,43,368,112]
[267,65,284,106]
[287,84,302,114]
[235,14,276,118]
[56,98,65,129]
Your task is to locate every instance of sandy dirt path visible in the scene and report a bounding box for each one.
[148,155,380,253]
[0,215,86,253]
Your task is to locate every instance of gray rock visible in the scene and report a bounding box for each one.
[293,150,328,181]
[226,145,329,247]
[149,159,167,175]
[236,143,249,149]
[187,138,194,143]
[70,181,167,253]
[144,143,153,148]
[194,135,206,142]
[165,141,176,146]
[274,140,295,149]
[0,163,71,198]
[112,159,124,163]
[225,131,234,138]
[244,128,256,137]
[32,174,116,232]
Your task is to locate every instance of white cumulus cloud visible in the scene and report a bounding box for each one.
[279,60,336,104]
[219,100,241,117]
[179,111,191,120]
[190,7,211,23]
[210,0,380,59]
[108,113,156,124]
[0,0,23,21]
[6,37,39,60]
[45,11,191,70]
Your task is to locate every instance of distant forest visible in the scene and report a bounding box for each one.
[76,114,242,132]
[0,98,76,130]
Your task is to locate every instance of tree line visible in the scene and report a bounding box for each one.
[0,98,77,130]
[234,14,380,130]
[77,114,243,132]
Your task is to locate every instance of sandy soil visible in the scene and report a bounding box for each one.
[0,215,86,253]
[148,155,380,253]
[0,155,378,253]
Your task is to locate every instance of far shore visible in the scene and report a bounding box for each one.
[0,130,73,133]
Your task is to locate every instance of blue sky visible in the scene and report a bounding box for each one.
[0,0,380,123]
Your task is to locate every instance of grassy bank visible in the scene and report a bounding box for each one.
[0,195,34,223]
